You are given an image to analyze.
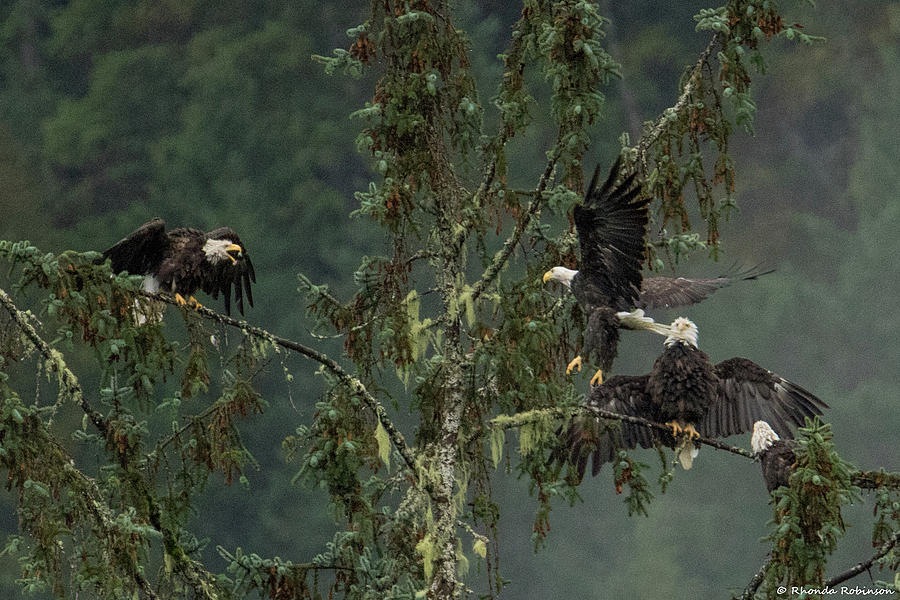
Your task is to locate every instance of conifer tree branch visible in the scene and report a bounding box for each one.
[491,405,755,459]
[0,285,107,435]
[851,470,900,491]
[498,409,896,492]
[634,33,719,173]
[50,435,221,600]
[2,286,225,597]
[824,529,900,588]
[135,291,420,483]
[470,143,560,304]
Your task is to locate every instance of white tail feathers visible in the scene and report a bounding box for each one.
[676,439,700,470]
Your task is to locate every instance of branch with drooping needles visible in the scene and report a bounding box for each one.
[0,285,107,435]
[468,136,562,306]
[134,290,421,486]
[493,407,900,493]
[634,33,720,174]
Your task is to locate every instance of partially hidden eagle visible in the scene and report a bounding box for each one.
[543,158,771,386]
[555,317,827,475]
[751,420,796,492]
[101,218,256,316]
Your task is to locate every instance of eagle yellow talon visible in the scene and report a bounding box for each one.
[665,420,683,437]
[590,368,604,386]
[174,293,203,310]
[683,424,700,440]
[566,356,583,375]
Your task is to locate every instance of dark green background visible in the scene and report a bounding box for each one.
[1,1,897,597]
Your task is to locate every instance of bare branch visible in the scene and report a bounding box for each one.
[733,555,773,600]
[824,529,900,588]
[470,142,560,304]
[852,470,900,491]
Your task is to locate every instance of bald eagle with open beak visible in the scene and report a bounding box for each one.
[543,157,770,386]
[555,317,828,476]
[101,218,255,316]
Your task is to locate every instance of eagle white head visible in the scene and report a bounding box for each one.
[542,266,578,288]
[203,238,243,265]
[750,420,780,454]
[665,317,699,348]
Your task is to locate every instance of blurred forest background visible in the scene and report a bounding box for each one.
[1,0,898,597]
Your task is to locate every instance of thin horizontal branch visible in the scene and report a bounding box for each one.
[0,285,107,436]
[495,405,900,486]
[851,470,900,491]
[824,529,900,588]
[491,405,755,460]
[137,291,420,482]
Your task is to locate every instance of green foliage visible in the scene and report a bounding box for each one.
[3,1,894,599]
[0,392,159,598]
[520,0,620,188]
[764,419,859,593]
[872,483,900,554]
[612,451,654,518]
[628,0,825,267]
[0,244,272,597]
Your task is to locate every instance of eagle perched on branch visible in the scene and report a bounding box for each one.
[101,218,256,316]
[543,158,771,385]
[751,420,797,492]
[556,318,827,475]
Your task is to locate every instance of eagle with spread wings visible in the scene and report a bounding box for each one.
[555,318,827,476]
[101,218,256,316]
[543,158,770,385]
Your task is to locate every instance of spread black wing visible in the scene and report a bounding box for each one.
[572,158,649,310]
[554,375,655,479]
[202,227,256,316]
[699,358,828,440]
[636,266,774,310]
[101,218,169,275]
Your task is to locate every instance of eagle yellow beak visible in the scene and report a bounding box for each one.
[225,244,242,265]
[542,270,553,284]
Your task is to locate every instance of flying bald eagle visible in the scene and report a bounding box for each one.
[555,317,827,475]
[101,218,255,316]
[751,420,796,492]
[543,158,771,385]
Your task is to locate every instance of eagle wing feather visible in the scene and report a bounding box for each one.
[701,358,828,440]
[573,158,649,310]
[202,227,256,316]
[101,218,169,276]
[636,266,774,310]
[554,375,654,479]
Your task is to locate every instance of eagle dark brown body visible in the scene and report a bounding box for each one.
[752,421,797,492]
[648,342,717,429]
[555,318,828,478]
[543,158,771,385]
[101,218,256,316]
